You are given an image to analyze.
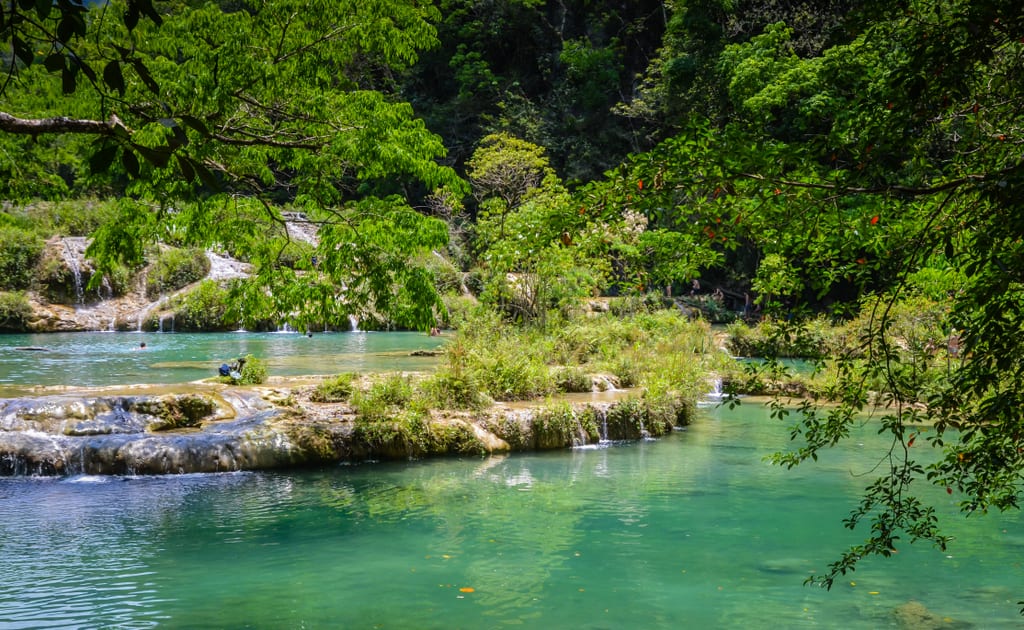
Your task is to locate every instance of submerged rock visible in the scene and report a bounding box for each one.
[892,600,972,629]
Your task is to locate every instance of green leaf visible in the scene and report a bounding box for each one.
[122,149,140,178]
[34,0,50,21]
[103,61,125,95]
[124,1,140,30]
[61,66,76,95]
[193,161,221,191]
[129,58,160,94]
[178,115,210,137]
[132,144,172,168]
[43,53,65,73]
[89,144,119,175]
[176,154,195,182]
[12,36,33,68]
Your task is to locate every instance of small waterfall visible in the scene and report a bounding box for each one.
[592,374,620,392]
[158,314,174,333]
[206,250,252,280]
[348,314,360,332]
[710,377,724,398]
[282,211,320,245]
[61,238,85,304]
[699,377,726,407]
[599,408,609,443]
[99,276,114,301]
[276,322,295,333]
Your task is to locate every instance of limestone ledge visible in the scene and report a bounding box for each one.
[0,386,690,476]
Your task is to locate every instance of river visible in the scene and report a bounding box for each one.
[0,330,445,395]
[1,400,1020,628]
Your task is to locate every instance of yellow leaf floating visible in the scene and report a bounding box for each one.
[459,587,475,593]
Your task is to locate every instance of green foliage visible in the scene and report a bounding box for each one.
[172,280,238,332]
[751,253,802,309]
[727,317,838,359]
[0,226,44,290]
[238,355,268,385]
[533,402,599,449]
[2,0,462,329]
[311,373,358,404]
[229,197,450,332]
[145,247,210,299]
[553,367,591,394]
[418,369,489,410]
[351,408,431,458]
[352,374,416,422]
[0,291,33,331]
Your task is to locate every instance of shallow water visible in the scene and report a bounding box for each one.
[1,401,1020,628]
[0,331,445,394]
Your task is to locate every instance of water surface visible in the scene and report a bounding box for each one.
[0,331,445,394]
[1,401,1020,628]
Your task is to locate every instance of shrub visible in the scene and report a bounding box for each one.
[554,367,591,393]
[237,355,268,384]
[311,372,358,403]
[609,353,641,388]
[146,247,211,299]
[352,374,415,421]
[0,226,44,290]
[173,280,238,331]
[470,349,554,401]
[0,291,33,331]
[24,200,116,237]
[726,317,835,358]
[418,370,489,410]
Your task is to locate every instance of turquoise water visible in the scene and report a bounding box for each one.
[1,401,1021,628]
[0,331,445,393]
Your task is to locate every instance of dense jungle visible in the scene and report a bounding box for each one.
[1,0,1023,609]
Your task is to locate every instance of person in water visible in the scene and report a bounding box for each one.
[134,342,147,350]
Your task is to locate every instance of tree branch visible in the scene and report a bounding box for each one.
[0,112,129,136]
[737,171,1002,197]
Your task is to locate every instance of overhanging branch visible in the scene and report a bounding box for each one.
[0,111,129,136]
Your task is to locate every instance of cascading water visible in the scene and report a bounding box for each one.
[348,314,360,332]
[697,377,726,408]
[61,237,86,304]
[282,211,320,245]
